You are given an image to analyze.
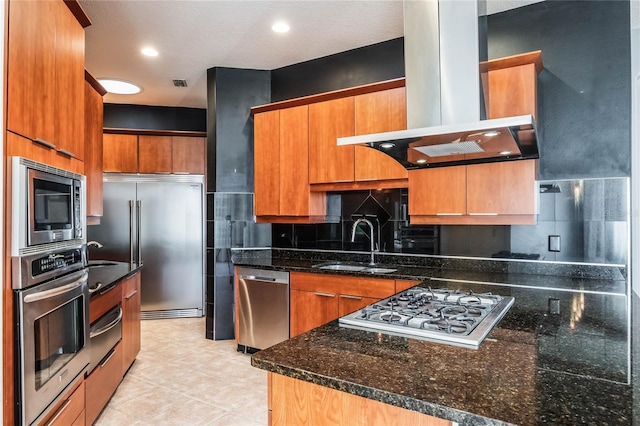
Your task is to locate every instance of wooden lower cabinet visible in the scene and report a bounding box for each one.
[37,377,85,426]
[268,373,451,426]
[85,341,124,425]
[289,272,395,337]
[290,289,339,337]
[122,273,141,374]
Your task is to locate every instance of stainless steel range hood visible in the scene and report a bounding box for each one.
[337,0,539,169]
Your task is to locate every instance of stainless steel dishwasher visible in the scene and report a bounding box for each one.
[237,267,290,351]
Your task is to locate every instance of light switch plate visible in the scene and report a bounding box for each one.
[548,235,561,252]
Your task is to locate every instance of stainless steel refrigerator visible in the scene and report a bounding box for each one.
[87,174,205,319]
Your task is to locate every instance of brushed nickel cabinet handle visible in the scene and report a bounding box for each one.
[469,212,498,216]
[33,138,56,150]
[125,289,138,300]
[314,292,335,298]
[57,149,76,158]
[99,348,117,368]
[436,213,463,216]
[339,295,362,300]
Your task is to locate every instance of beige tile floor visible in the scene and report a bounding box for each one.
[94,317,268,426]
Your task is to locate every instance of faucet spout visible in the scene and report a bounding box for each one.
[87,241,103,248]
[350,218,377,265]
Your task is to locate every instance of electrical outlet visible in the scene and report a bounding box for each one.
[548,235,561,252]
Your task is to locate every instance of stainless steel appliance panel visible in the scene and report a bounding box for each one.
[238,268,289,350]
[137,181,204,312]
[87,175,205,318]
[17,269,90,425]
[88,305,122,374]
[87,181,137,263]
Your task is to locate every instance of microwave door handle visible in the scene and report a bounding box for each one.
[137,200,143,265]
[129,200,135,264]
[23,271,88,303]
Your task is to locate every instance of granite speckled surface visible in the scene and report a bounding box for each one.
[236,248,633,425]
[87,261,142,297]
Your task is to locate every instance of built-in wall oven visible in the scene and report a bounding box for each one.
[13,244,90,425]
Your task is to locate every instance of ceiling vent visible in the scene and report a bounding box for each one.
[172,79,188,87]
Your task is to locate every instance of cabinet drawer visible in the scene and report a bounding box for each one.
[37,378,85,426]
[89,283,122,324]
[290,272,395,299]
[85,340,124,425]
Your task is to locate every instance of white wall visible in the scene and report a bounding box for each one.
[632,0,639,295]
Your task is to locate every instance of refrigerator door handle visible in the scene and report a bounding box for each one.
[129,200,135,264]
[137,200,143,265]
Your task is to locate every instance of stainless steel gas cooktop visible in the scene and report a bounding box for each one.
[338,286,514,349]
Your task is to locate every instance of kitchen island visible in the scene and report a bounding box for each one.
[238,249,635,425]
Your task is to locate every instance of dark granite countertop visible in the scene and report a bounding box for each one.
[87,260,142,298]
[236,249,633,425]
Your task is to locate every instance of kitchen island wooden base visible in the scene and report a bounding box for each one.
[268,372,451,426]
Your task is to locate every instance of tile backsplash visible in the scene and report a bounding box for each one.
[271,177,629,265]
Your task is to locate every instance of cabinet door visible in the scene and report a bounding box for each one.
[466,160,537,215]
[6,0,57,144]
[103,134,138,172]
[122,273,141,374]
[39,379,85,426]
[85,341,124,425]
[280,105,311,215]
[85,80,104,217]
[54,1,85,160]
[354,87,408,182]
[409,166,467,216]
[290,289,339,337]
[254,110,280,216]
[172,136,206,174]
[338,295,379,317]
[138,135,172,173]
[309,97,355,184]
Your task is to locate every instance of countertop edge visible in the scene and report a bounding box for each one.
[251,352,514,426]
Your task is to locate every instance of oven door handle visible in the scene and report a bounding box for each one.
[90,307,123,338]
[23,271,88,303]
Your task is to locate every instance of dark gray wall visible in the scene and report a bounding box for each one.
[207,67,271,192]
[103,103,206,131]
[271,38,404,102]
[487,0,631,180]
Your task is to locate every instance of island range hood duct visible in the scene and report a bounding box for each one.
[337,0,539,169]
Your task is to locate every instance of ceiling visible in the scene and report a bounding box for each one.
[81,0,545,109]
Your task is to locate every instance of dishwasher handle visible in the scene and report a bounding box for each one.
[241,275,277,282]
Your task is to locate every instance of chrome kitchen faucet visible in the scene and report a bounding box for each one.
[350,217,379,265]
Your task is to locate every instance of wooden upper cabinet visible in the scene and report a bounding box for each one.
[138,135,172,173]
[409,166,466,217]
[254,110,280,217]
[254,106,326,221]
[354,87,408,182]
[54,1,85,160]
[309,97,355,184]
[172,136,206,174]
[6,0,86,165]
[103,134,138,173]
[84,76,105,217]
[6,0,57,144]
[466,160,537,216]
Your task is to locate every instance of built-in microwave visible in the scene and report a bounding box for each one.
[11,157,86,255]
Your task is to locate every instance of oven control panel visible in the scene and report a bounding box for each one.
[32,249,84,277]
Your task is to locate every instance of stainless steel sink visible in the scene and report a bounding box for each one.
[316,264,368,272]
[312,262,397,274]
[362,267,397,274]
[87,261,119,268]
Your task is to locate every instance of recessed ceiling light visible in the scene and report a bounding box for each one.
[379,142,395,149]
[483,130,501,137]
[98,79,142,95]
[499,150,512,155]
[272,22,290,33]
[416,159,427,164]
[141,47,159,57]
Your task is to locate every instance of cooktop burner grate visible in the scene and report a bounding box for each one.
[339,286,514,348]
